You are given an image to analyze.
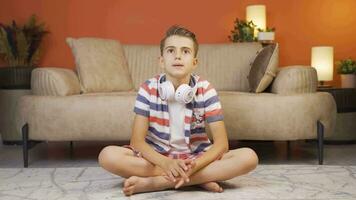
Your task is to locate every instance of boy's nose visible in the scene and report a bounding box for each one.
[175,51,182,59]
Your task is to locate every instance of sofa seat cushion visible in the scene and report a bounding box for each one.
[216,91,336,140]
[248,43,279,93]
[17,92,137,141]
[66,37,134,93]
[17,90,336,142]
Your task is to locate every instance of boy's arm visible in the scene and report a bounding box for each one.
[188,120,229,175]
[130,114,167,167]
[130,114,189,181]
[174,120,228,188]
[189,82,229,174]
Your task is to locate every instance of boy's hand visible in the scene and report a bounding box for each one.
[184,159,196,170]
[160,158,190,183]
[160,159,196,189]
[174,159,196,189]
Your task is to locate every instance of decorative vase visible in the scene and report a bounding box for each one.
[340,74,355,88]
[258,32,275,41]
[0,66,35,89]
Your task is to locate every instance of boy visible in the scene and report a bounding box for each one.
[98,25,258,196]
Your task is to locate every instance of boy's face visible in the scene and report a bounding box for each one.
[159,35,198,80]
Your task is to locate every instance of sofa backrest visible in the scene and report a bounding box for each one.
[123,42,263,92]
[122,45,163,90]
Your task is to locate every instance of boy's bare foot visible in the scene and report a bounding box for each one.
[199,182,223,193]
[123,177,223,196]
[123,176,154,196]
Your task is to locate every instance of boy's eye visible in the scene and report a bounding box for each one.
[183,50,190,54]
[167,49,174,53]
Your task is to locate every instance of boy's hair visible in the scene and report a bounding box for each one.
[160,25,199,58]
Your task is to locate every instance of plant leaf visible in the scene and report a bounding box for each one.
[15,29,29,66]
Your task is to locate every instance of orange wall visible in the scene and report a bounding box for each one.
[1,0,356,86]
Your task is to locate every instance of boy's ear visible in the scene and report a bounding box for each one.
[158,56,164,69]
[193,57,198,67]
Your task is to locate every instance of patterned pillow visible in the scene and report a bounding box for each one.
[66,37,134,93]
[248,43,279,93]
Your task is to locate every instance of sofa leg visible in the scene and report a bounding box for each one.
[22,123,29,168]
[286,141,291,160]
[70,141,74,158]
[317,120,324,165]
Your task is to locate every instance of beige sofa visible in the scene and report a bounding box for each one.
[17,40,336,167]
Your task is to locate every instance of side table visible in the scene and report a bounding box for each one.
[0,89,31,144]
[317,87,356,142]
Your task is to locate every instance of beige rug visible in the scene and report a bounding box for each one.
[0,165,355,200]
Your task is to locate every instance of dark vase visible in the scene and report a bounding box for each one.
[0,66,35,89]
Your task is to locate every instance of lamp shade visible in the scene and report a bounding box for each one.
[311,46,334,81]
[246,5,266,31]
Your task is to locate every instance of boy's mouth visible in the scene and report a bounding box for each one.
[172,64,184,67]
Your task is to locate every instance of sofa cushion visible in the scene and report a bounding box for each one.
[66,37,134,93]
[248,43,279,93]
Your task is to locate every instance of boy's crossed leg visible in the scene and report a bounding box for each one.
[98,146,221,192]
[98,146,162,178]
[98,146,258,196]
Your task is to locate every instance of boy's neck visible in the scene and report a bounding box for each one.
[166,74,191,89]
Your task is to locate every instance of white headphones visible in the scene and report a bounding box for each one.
[158,74,198,104]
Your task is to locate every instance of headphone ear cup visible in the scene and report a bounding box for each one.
[158,81,175,101]
[175,84,194,104]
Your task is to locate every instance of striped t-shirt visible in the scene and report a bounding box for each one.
[133,73,224,155]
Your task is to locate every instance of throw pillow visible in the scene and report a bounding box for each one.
[248,43,279,93]
[66,37,134,93]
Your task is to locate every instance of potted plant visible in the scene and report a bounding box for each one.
[336,58,356,88]
[257,27,275,43]
[0,15,49,89]
[228,18,257,42]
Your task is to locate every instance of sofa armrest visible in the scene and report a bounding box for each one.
[31,67,81,96]
[271,65,317,95]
